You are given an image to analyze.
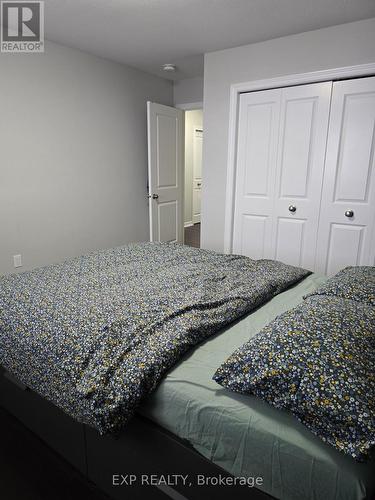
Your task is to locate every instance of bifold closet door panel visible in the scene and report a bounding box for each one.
[232,89,281,258]
[271,82,332,270]
[316,76,375,275]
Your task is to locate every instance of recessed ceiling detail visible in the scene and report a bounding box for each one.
[162,64,177,73]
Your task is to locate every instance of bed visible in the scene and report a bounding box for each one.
[140,273,375,499]
[0,243,374,500]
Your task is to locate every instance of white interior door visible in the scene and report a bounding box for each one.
[147,102,184,243]
[232,88,281,259]
[271,82,332,270]
[315,76,375,275]
[192,127,203,224]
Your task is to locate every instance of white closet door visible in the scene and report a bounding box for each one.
[272,82,332,270]
[316,76,375,275]
[232,89,281,258]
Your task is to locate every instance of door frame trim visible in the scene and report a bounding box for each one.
[223,62,375,253]
[175,101,203,110]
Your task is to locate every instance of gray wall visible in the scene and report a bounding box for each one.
[201,18,375,252]
[0,41,173,275]
[173,76,204,106]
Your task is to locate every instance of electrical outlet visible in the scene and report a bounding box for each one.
[13,254,22,268]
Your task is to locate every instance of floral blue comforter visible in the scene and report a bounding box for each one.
[0,243,309,434]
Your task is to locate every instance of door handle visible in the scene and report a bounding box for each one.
[345,210,354,218]
[147,194,159,200]
[288,205,297,213]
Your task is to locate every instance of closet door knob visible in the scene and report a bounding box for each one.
[147,193,159,200]
[288,205,297,213]
[345,210,354,218]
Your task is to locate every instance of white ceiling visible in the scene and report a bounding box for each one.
[43,0,375,80]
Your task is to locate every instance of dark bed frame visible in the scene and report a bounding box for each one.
[0,366,272,500]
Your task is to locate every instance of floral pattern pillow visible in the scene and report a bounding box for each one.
[213,295,375,461]
[304,266,375,306]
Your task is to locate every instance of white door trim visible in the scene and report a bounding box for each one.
[224,62,375,254]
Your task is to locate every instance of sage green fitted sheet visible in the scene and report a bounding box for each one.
[140,274,375,500]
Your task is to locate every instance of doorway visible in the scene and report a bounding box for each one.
[183,109,203,248]
[147,102,202,247]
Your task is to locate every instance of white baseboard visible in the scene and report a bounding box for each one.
[184,222,193,228]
